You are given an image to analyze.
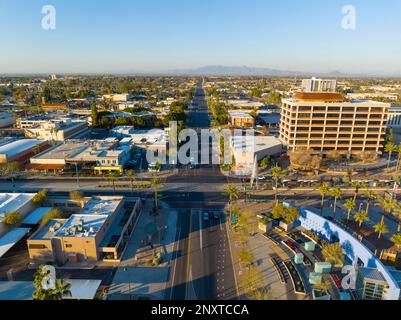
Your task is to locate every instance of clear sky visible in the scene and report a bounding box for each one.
[1,0,401,74]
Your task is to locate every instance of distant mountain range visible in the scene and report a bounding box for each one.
[151,65,399,78]
[2,65,400,78]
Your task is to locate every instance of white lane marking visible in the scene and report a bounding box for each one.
[199,210,203,252]
[169,221,182,300]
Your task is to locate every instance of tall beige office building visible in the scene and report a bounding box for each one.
[279,92,390,155]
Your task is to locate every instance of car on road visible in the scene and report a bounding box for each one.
[203,212,209,221]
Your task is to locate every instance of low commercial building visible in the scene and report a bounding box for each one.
[228,111,255,128]
[0,112,15,128]
[0,139,50,164]
[102,93,131,102]
[230,135,282,167]
[0,193,36,237]
[23,118,88,141]
[29,138,119,171]
[226,99,264,109]
[28,196,142,265]
[94,145,131,174]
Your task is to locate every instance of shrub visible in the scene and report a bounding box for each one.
[3,211,22,225]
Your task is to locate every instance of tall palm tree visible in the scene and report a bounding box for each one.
[224,184,240,224]
[151,177,161,211]
[108,172,117,195]
[396,143,401,171]
[126,169,135,195]
[364,189,377,216]
[376,195,397,220]
[354,210,370,228]
[319,182,330,210]
[330,186,342,214]
[270,165,288,203]
[344,198,356,222]
[352,181,362,202]
[322,242,344,267]
[374,216,389,239]
[385,141,397,170]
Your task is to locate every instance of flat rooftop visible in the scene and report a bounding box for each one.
[79,196,123,216]
[32,141,89,160]
[0,193,35,221]
[29,219,66,241]
[231,135,282,153]
[0,139,45,158]
[54,214,109,238]
[22,207,53,225]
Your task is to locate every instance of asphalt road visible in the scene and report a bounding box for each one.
[166,79,237,300]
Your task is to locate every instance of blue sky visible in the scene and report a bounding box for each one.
[1,0,401,74]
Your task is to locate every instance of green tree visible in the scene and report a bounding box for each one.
[70,191,85,208]
[283,206,300,224]
[151,177,161,211]
[40,208,64,226]
[344,198,356,222]
[385,141,397,170]
[364,189,376,216]
[224,184,240,225]
[126,169,136,195]
[270,165,288,203]
[33,265,71,300]
[32,189,48,206]
[260,156,271,170]
[3,211,22,225]
[354,210,370,228]
[330,187,342,213]
[238,249,254,269]
[374,216,389,239]
[319,183,331,210]
[108,172,117,195]
[322,242,344,267]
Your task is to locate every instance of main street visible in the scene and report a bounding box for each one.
[166,79,237,300]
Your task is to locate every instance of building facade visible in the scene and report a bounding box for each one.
[302,77,337,92]
[280,92,390,156]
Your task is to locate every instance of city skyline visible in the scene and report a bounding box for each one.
[1,0,401,74]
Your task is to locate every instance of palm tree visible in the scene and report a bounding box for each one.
[319,182,331,210]
[374,216,389,239]
[270,165,288,203]
[352,181,361,202]
[330,186,342,214]
[313,279,331,294]
[344,198,356,222]
[322,242,344,267]
[126,169,135,195]
[70,191,85,208]
[396,143,401,171]
[354,210,370,228]
[108,172,117,195]
[224,184,240,225]
[364,189,376,216]
[376,195,397,221]
[151,177,161,211]
[390,233,401,249]
[346,169,353,184]
[385,141,397,170]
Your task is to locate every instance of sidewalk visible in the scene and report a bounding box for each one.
[106,200,178,300]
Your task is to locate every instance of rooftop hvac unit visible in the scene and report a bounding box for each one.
[89,227,95,234]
